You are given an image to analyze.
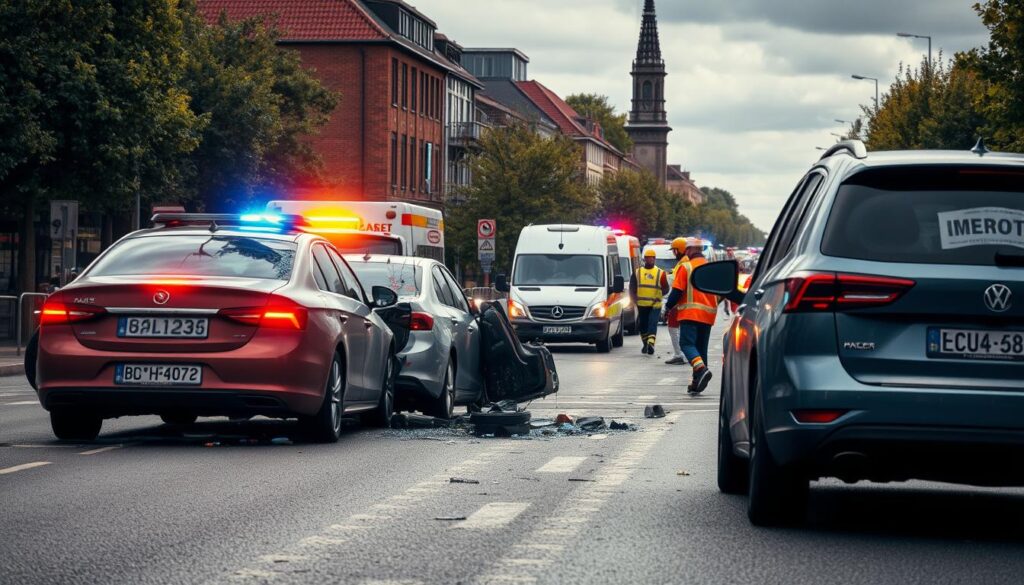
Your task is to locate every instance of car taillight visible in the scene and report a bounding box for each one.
[39,301,105,325]
[410,312,434,331]
[783,272,915,313]
[792,409,848,424]
[219,296,308,330]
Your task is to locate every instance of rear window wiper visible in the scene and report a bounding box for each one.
[995,252,1024,267]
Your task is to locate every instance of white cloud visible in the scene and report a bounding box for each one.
[411,0,990,230]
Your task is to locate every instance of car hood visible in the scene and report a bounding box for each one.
[510,286,604,310]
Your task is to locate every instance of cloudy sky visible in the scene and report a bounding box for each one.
[413,0,990,230]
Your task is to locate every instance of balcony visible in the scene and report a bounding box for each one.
[448,121,489,146]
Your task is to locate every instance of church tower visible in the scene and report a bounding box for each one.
[625,0,671,186]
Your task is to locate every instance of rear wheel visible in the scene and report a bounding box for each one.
[50,411,102,441]
[24,331,38,390]
[717,388,748,494]
[365,352,396,428]
[160,413,198,426]
[747,386,808,526]
[301,352,345,443]
[427,358,456,419]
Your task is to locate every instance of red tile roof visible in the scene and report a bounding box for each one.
[196,0,388,41]
[515,80,621,153]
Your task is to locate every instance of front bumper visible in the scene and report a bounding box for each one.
[511,318,610,344]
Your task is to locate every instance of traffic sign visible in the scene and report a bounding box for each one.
[477,219,496,239]
[478,239,495,252]
[478,218,497,264]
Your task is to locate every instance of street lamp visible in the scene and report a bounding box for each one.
[897,32,932,68]
[852,74,879,112]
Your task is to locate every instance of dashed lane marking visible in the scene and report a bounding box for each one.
[79,445,125,456]
[536,456,587,473]
[0,461,51,475]
[455,502,531,529]
[636,394,657,400]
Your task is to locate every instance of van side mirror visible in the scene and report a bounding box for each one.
[691,261,745,304]
[611,275,625,294]
[495,273,509,293]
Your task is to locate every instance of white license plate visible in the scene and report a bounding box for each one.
[115,364,203,386]
[543,326,572,334]
[118,317,208,338]
[928,328,1024,361]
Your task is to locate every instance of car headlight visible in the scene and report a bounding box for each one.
[508,300,526,319]
[587,303,608,319]
[620,296,631,309]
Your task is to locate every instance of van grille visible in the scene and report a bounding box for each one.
[529,305,587,321]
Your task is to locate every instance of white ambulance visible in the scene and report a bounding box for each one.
[266,200,444,261]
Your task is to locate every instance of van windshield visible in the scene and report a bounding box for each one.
[513,254,605,287]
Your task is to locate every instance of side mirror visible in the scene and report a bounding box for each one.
[691,261,745,304]
[494,273,510,293]
[371,285,399,309]
[611,275,625,294]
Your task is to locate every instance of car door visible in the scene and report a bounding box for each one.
[730,171,826,452]
[329,247,392,398]
[438,265,483,401]
[312,244,373,402]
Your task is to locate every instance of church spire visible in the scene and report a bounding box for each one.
[635,0,663,65]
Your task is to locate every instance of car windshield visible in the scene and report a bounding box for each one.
[87,235,296,280]
[822,166,1024,266]
[321,234,403,256]
[347,260,422,298]
[513,254,604,287]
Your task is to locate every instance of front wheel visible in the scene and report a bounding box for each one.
[747,388,808,526]
[301,352,345,443]
[612,318,625,348]
[51,411,102,441]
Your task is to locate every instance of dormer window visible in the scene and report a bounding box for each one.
[397,9,434,51]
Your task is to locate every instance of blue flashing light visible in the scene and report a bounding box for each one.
[237,225,283,233]
[240,213,264,222]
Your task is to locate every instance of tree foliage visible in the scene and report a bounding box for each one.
[967,0,1024,151]
[565,93,633,154]
[693,188,766,246]
[448,123,599,274]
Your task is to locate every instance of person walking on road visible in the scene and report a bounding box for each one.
[664,237,690,365]
[663,237,719,395]
[630,248,670,355]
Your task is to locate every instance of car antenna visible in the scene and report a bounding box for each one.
[971,137,990,157]
[209,219,219,233]
[558,221,565,250]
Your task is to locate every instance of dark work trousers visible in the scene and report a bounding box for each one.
[637,306,660,347]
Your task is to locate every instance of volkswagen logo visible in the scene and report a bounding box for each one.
[984,284,1012,313]
[153,290,171,305]
[550,306,564,319]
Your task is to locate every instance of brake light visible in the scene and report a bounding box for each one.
[410,312,434,331]
[783,272,915,313]
[39,301,105,325]
[219,296,308,330]
[792,409,848,424]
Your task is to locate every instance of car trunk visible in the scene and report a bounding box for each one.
[63,276,284,353]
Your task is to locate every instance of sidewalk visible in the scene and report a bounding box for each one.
[0,344,26,378]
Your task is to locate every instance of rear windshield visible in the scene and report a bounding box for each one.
[513,254,604,287]
[88,235,297,280]
[347,261,421,298]
[822,166,1024,266]
[320,234,402,256]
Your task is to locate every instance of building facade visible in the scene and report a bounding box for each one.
[666,165,705,205]
[624,0,671,187]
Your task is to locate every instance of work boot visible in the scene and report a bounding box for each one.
[645,341,656,355]
[689,368,713,395]
[665,356,686,365]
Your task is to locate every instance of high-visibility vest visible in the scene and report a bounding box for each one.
[635,267,666,308]
[678,257,719,325]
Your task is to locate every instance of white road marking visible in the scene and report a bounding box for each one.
[656,377,676,385]
[536,456,587,473]
[588,434,608,440]
[456,502,530,529]
[79,445,123,456]
[636,394,657,400]
[0,461,51,475]
[3,400,38,406]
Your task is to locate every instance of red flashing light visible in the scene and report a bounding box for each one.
[793,409,848,424]
[410,312,434,331]
[783,272,915,313]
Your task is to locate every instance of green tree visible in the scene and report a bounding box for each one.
[861,56,987,151]
[967,0,1024,151]
[693,187,766,246]
[565,93,633,154]
[178,3,338,211]
[596,169,662,238]
[448,123,599,275]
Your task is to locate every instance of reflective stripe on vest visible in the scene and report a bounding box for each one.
[679,258,718,324]
[636,267,665,308]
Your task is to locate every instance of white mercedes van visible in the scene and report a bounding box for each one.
[496,225,626,352]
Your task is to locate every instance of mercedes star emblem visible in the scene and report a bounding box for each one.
[153,290,171,305]
[984,284,1012,313]
[550,306,564,319]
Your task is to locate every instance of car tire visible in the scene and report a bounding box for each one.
[747,385,809,526]
[160,413,198,426]
[427,358,456,419]
[24,331,38,391]
[596,326,612,353]
[717,388,748,495]
[301,352,345,444]
[50,410,102,441]
[612,319,625,348]
[365,351,396,428]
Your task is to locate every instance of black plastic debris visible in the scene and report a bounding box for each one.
[449,477,480,484]
[576,416,607,431]
[529,418,557,428]
[434,516,467,521]
[471,410,532,437]
[609,420,636,431]
[644,404,667,418]
[391,413,453,429]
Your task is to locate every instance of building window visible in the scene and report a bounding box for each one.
[642,81,653,102]
[400,134,407,190]
[410,67,417,113]
[420,72,427,115]
[423,142,431,194]
[390,133,398,187]
[409,138,417,193]
[391,59,398,106]
[401,63,408,109]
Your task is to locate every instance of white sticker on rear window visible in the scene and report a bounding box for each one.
[938,207,1024,250]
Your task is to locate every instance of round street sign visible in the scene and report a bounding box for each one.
[477,219,496,239]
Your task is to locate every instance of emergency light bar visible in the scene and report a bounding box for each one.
[151,213,310,231]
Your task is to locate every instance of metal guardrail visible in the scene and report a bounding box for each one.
[16,293,49,355]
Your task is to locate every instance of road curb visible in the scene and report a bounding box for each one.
[0,364,24,378]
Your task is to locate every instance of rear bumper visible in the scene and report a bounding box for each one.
[511,318,610,344]
[40,388,309,419]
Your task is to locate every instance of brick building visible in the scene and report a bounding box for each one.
[198,0,474,206]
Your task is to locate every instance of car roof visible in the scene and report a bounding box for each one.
[343,254,434,266]
[125,226,310,243]
[825,149,1024,172]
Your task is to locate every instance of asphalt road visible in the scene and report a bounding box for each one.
[2,318,1024,585]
